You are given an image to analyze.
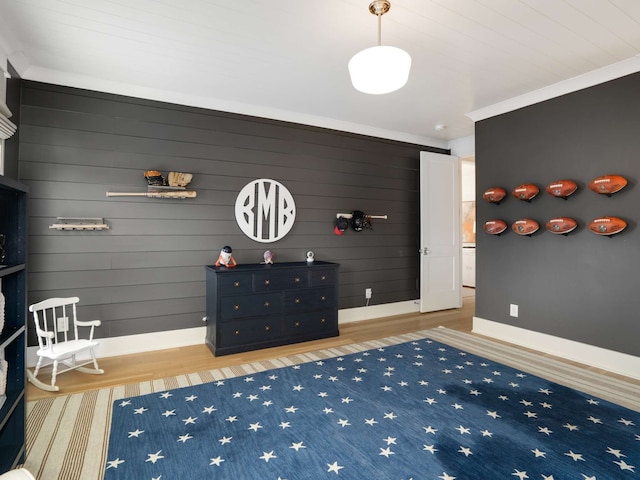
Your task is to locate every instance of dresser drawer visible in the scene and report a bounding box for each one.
[220,293,282,320]
[284,287,335,312]
[219,273,253,296]
[310,269,336,286]
[285,310,337,336]
[254,270,309,292]
[218,317,282,347]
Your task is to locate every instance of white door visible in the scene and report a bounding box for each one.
[420,151,462,312]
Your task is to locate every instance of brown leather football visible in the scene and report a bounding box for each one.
[483,219,508,235]
[588,175,627,195]
[482,187,507,204]
[546,179,578,198]
[545,217,577,234]
[512,218,539,235]
[588,216,626,235]
[512,183,539,201]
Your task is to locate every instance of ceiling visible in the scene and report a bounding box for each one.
[1,0,640,147]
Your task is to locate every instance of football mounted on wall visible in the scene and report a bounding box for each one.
[512,218,540,236]
[482,187,507,204]
[588,175,628,196]
[587,216,627,236]
[512,183,539,201]
[545,217,578,235]
[546,179,578,199]
[483,219,508,235]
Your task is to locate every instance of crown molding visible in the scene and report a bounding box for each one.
[467,56,640,123]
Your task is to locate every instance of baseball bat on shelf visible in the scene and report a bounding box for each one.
[106,191,197,199]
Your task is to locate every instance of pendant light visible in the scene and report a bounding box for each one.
[348,0,411,95]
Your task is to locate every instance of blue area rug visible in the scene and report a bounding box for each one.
[104,337,639,479]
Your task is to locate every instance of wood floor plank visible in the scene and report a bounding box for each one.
[27,298,474,400]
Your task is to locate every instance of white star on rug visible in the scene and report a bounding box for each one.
[538,426,553,435]
[606,447,626,458]
[106,458,125,469]
[177,433,192,443]
[219,436,232,445]
[383,436,397,445]
[159,392,172,399]
[364,418,378,426]
[531,448,546,458]
[183,416,197,425]
[162,409,175,417]
[423,426,437,434]
[614,460,635,472]
[423,445,437,453]
[248,422,263,432]
[511,469,528,479]
[185,395,197,401]
[209,456,224,466]
[127,429,144,438]
[327,461,343,474]
[290,441,306,451]
[285,406,298,413]
[145,450,164,464]
[456,425,470,434]
[563,423,579,431]
[259,451,276,462]
[458,446,472,457]
[438,472,455,480]
[379,447,395,457]
[337,418,351,427]
[564,451,584,462]
[225,415,237,422]
[279,422,291,429]
[133,407,147,414]
[384,412,397,420]
[202,405,216,414]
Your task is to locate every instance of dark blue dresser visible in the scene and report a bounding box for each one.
[205,261,339,356]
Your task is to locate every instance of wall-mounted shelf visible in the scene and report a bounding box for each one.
[49,217,109,231]
[107,186,197,199]
[336,213,388,220]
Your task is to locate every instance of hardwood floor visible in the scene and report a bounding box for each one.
[26,297,474,401]
[27,294,639,401]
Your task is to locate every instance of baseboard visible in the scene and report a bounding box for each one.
[26,301,419,367]
[338,300,419,324]
[473,316,640,380]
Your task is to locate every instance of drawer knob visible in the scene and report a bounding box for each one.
[202,316,208,322]
[321,296,326,301]
[294,298,300,304]
[295,321,300,327]
[234,304,240,311]
[234,281,240,287]
[265,325,270,331]
[294,277,300,283]
[235,329,240,335]
[264,301,270,307]
[321,275,326,281]
[320,318,326,323]
[265,279,270,285]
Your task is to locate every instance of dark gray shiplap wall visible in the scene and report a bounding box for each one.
[475,72,640,357]
[18,81,446,343]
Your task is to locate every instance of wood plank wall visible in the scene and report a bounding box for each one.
[18,81,446,342]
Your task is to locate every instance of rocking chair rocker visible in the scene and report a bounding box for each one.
[28,297,103,392]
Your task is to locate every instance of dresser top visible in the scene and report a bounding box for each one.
[206,261,339,273]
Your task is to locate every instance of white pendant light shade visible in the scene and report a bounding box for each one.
[349,45,411,94]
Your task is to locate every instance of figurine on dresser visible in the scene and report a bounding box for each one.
[215,246,237,268]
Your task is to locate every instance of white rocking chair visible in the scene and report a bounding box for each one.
[28,296,104,392]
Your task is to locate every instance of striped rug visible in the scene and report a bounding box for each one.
[23,327,640,480]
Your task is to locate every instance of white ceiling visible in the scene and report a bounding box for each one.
[1,0,640,147]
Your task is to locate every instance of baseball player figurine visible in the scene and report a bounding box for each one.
[215,246,237,268]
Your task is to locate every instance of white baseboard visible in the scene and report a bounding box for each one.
[26,301,419,367]
[27,326,207,368]
[338,300,419,324]
[473,317,640,380]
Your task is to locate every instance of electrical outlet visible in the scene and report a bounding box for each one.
[365,288,372,299]
[57,316,69,332]
[509,304,518,318]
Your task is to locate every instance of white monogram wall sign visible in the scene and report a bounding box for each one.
[234,178,296,243]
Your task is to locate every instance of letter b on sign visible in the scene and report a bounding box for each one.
[235,179,296,243]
